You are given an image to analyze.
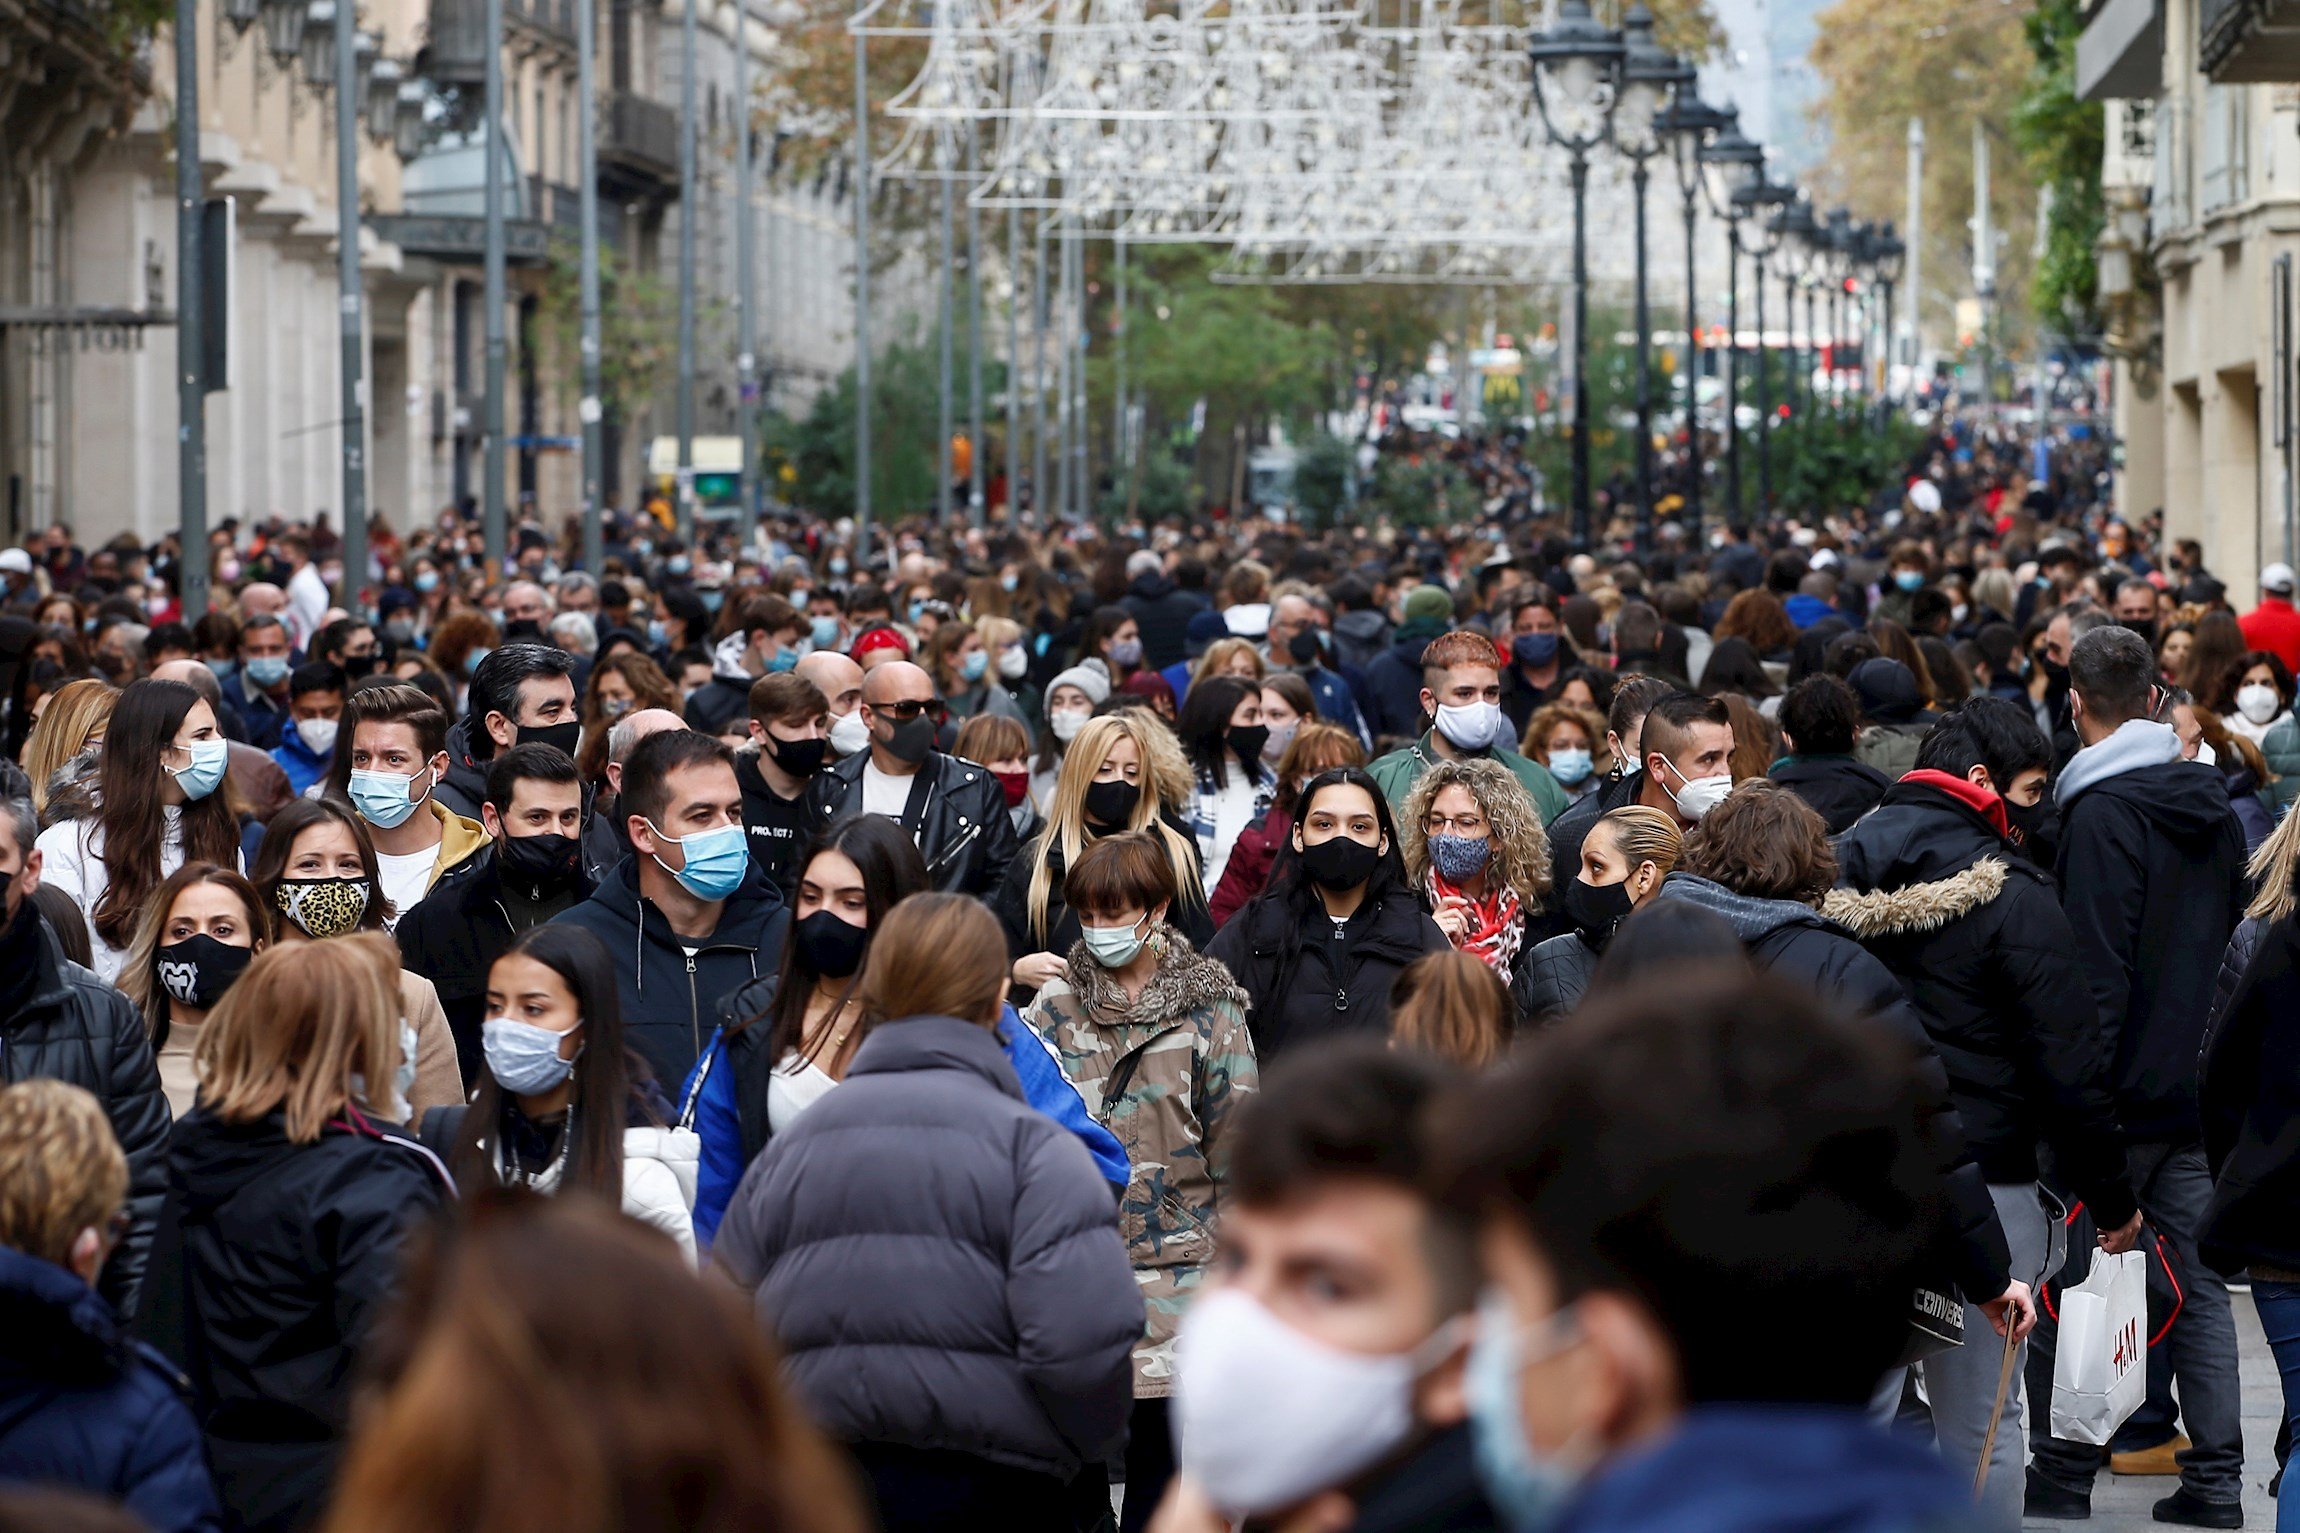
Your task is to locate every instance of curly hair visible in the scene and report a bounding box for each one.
[1681,780,1835,907]
[1397,757,1552,908]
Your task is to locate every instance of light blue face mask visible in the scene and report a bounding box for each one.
[170,738,229,801]
[646,819,750,901]
[961,649,989,682]
[349,766,432,829]
[1547,747,1594,787]
[810,615,842,649]
[243,655,290,689]
[1467,1292,1589,1533]
[1893,570,1925,593]
[766,647,799,674]
[483,1014,581,1095]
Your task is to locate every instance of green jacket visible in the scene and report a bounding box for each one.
[1369,733,1570,825]
[2265,713,2300,819]
[1022,930,1258,1398]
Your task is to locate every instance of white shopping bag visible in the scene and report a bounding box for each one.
[2050,1249,2147,1446]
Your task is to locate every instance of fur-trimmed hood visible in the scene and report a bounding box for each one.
[1059,926,1248,1026]
[1822,856,2007,939]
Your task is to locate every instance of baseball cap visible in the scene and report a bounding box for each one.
[0,549,33,575]
[2263,563,2296,596]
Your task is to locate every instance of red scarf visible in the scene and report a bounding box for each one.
[1427,869,1524,975]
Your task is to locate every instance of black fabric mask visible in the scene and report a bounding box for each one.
[881,713,937,766]
[1300,834,1381,892]
[1287,630,1321,667]
[796,909,870,978]
[2006,798,2061,869]
[498,830,585,896]
[1562,876,1635,950]
[766,733,829,778]
[156,934,256,1010]
[502,619,547,644]
[517,719,583,758]
[2120,618,2157,646]
[1228,724,1271,767]
[1083,778,1142,828]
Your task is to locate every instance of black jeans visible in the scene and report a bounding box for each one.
[850,1443,1077,1533]
[1119,1397,1174,1533]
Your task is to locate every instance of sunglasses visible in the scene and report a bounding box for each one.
[872,698,946,723]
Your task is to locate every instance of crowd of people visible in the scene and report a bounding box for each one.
[2,415,2298,1533]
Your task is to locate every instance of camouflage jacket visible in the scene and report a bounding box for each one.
[1023,928,1258,1397]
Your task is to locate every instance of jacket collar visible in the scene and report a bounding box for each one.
[845,1014,1025,1100]
[1056,928,1246,1035]
[1897,768,2008,836]
[2056,718,2182,806]
[0,1246,125,1381]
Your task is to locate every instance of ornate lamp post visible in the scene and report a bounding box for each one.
[1871,221,1906,419]
[1527,0,1625,546]
[1699,109,1764,525]
[1772,195,1820,419]
[1612,5,1678,547]
[1662,80,1727,540]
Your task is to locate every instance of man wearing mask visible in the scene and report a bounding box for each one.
[2112,578,2161,644]
[314,617,382,680]
[399,743,591,1084]
[795,650,869,761]
[737,673,829,903]
[0,548,39,613]
[437,643,581,819]
[807,660,1018,896]
[1152,1041,1492,1533]
[329,684,491,927]
[1496,597,1568,739]
[268,662,346,797]
[220,613,294,751]
[1368,632,1566,823]
[1435,973,1974,1533]
[581,707,685,883]
[1267,594,1369,748]
[685,595,803,742]
[553,729,786,1084]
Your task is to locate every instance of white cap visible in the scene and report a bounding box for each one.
[0,549,33,575]
[2266,562,2297,596]
[1907,479,1942,514]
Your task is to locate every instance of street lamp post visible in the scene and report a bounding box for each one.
[1612,6,1677,550]
[1527,0,1626,547]
[578,0,603,575]
[482,0,507,572]
[1663,82,1726,542]
[1773,196,1818,421]
[675,0,697,544]
[1751,182,1795,516]
[1872,221,1905,422]
[331,0,366,609]
[1699,109,1764,527]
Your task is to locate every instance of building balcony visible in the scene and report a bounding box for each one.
[2077,0,2161,100]
[2202,0,2300,82]
[599,92,678,196]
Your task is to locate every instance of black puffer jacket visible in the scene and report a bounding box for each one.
[1121,572,1204,671]
[2199,913,2300,1275]
[807,748,1020,897]
[1542,769,1644,894]
[1205,885,1448,1060]
[1511,930,1597,1025]
[144,1110,448,1533]
[433,714,491,821]
[1653,873,2012,1302]
[991,816,1213,994]
[1769,754,1891,835]
[0,912,169,1317]
[1827,776,2135,1229]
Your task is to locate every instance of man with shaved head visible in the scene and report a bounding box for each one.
[580,706,687,881]
[794,649,867,759]
[234,583,286,622]
[806,659,1018,894]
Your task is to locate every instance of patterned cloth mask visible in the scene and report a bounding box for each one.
[274,877,371,939]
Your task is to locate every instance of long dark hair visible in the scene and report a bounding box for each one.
[1263,765,1410,915]
[1178,673,1259,780]
[92,678,241,948]
[739,814,930,1065]
[251,796,394,935]
[453,924,641,1200]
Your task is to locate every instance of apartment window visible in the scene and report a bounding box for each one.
[562,90,574,185]
[535,85,549,178]
[2199,84,2251,215]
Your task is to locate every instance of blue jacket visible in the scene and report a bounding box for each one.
[549,854,789,1087]
[1365,630,1441,743]
[1295,664,1370,748]
[0,1248,221,1533]
[219,672,289,753]
[681,1002,1126,1248]
[1783,593,1841,631]
[1552,1406,1969,1533]
[267,727,331,797]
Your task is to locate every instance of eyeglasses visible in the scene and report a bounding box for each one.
[1424,813,1488,836]
[871,698,946,723]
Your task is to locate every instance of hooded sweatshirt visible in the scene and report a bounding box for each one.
[684,632,763,738]
[2055,718,2249,1143]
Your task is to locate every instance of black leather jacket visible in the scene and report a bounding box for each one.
[805,749,1021,897]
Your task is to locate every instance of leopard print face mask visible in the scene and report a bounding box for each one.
[274,877,371,940]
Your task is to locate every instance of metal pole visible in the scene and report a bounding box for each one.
[1005,201,1020,520]
[1682,182,1700,538]
[1569,147,1592,546]
[333,0,366,610]
[1724,221,1740,526]
[1032,219,1048,520]
[174,0,209,619]
[1054,228,1071,518]
[1879,279,1895,420]
[851,23,873,565]
[578,0,603,575]
[937,160,954,523]
[1071,230,1087,516]
[675,0,697,543]
[1631,156,1652,546]
[1972,119,1994,408]
[1905,119,1924,380]
[966,126,984,529]
[1113,237,1126,493]
[1754,247,1771,516]
[483,0,507,573]
[735,0,757,551]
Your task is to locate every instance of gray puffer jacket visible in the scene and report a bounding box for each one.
[710,1015,1141,1479]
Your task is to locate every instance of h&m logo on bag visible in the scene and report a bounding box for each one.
[2112,1315,2142,1374]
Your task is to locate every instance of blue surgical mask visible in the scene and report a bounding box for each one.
[1466,1292,1589,1533]
[1546,747,1594,787]
[645,819,749,902]
[830,558,850,578]
[349,766,432,829]
[170,738,229,801]
[1001,573,1020,593]
[909,599,928,624]
[413,570,441,594]
[1893,569,1925,592]
[667,555,692,577]
[961,649,989,682]
[698,589,724,614]
[766,646,798,673]
[244,655,290,688]
[465,646,493,677]
[482,1014,581,1096]
[647,618,669,647]
[810,615,842,649]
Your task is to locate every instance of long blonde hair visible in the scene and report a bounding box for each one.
[1397,757,1553,908]
[25,678,118,812]
[1025,713,1203,943]
[2248,798,2300,925]
[196,931,407,1140]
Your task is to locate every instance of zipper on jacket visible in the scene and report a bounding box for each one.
[686,953,700,1061]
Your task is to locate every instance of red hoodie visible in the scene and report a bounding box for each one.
[1897,768,2008,838]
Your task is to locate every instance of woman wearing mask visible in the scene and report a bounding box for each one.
[1081,605,1147,688]
[1257,674,1315,774]
[1022,832,1258,1533]
[575,651,678,786]
[145,935,453,1533]
[1178,675,1274,897]
[248,799,463,1118]
[711,895,1142,1533]
[999,713,1213,1000]
[954,714,1040,842]
[1029,664,1112,821]
[36,678,242,984]
[922,621,1026,733]
[2221,650,2294,747]
[977,615,1040,722]
[1514,805,1681,1024]
[1397,758,1553,986]
[423,926,695,1262]
[1208,723,1365,927]
[1207,767,1448,1059]
[119,864,268,1117]
[1520,700,1607,804]
[425,611,499,713]
[22,677,115,813]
